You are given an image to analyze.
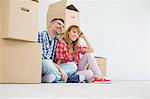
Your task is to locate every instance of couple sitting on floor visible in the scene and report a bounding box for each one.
[38,18,111,83]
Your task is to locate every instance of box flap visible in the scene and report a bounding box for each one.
[31,0,39,3]
[66,4,79,12]
[94,56,106,59]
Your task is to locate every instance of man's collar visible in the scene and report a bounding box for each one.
[47,30,58,41]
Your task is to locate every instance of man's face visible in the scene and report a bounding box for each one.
[51,20,64,34]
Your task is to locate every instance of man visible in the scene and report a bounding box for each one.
[38,18,85,83]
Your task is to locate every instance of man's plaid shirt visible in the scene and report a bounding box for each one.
[38,30,59,61]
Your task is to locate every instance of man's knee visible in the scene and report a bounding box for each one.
[61,62,77,74]
[86,70,94,78]
[42,59,53,67]
[42,59,55,75]
[68,62,78,72]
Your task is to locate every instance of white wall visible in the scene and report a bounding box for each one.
[148,0,150,80]
[79,0,148,80]
[39,0,149,80]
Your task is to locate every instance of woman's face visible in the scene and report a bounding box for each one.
[68,28,81,41]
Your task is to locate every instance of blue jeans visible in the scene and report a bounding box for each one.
[42,59,77,82]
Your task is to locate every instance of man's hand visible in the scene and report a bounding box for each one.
[53,62,68,81]
[59,68,68,81]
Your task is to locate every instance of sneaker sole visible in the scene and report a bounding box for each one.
[94,81,112,84]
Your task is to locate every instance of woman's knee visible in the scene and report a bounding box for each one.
[83,52,93,58]
[76,70,94,82]
[84,70,94,82]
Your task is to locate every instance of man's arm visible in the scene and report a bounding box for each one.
[38,32,42,43]
[53,62,68,81]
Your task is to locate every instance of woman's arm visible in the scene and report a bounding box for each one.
[80,32,94,53]
[56,59,62,65]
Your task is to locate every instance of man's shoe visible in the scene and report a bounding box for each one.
[67,74,85,83]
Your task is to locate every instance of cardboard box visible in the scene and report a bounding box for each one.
[47,0,80,31]
[94,56,107,76]
[0,7,2,82]
[0,0,39,42]
[0,39,42,83]
[0,40,2,82]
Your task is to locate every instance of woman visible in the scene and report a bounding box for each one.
[55,25,111,83]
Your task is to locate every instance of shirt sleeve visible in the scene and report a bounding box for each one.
[37,31,48,60]
[78,46,87,54]
[56,41,65,61]
[38,32,42,43]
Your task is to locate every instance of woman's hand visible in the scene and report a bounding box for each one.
[79,32,94,53]
[79,32,86,39]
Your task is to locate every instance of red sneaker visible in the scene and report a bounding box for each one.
[93,77,112,84]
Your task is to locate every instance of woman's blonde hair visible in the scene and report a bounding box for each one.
[63,25,81,54]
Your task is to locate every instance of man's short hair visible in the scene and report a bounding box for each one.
[50,18,64,24]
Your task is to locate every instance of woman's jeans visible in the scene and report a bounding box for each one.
[75,53,102,82]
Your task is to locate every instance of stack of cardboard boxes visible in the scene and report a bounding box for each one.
[0,0,42,83]
[47,0,80,31]
[47,0,107,76]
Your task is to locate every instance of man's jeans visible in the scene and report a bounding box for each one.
[42,59,77,82]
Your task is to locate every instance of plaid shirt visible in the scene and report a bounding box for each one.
[38,30,59,61]
[55,40,87,64]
